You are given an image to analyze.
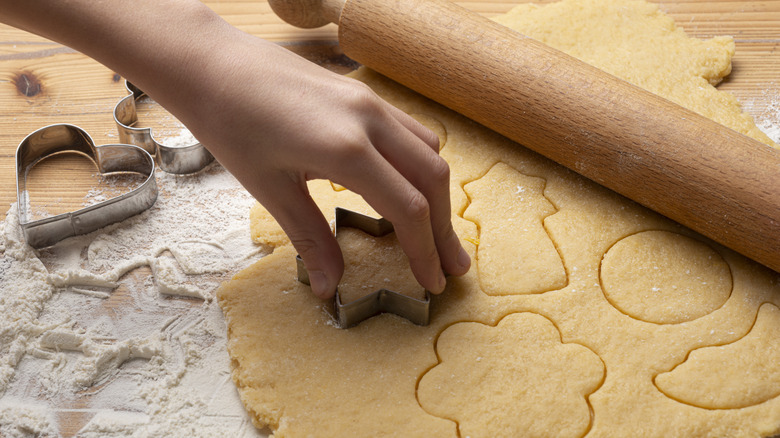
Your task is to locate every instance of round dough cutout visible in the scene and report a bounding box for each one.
[600,231,731,324]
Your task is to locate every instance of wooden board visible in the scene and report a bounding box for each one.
[1,0,779,220]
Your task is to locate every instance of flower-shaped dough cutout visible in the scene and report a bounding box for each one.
[463,163,566,295]
[600,231,732,324]
[655,303,780,409]
[418,313,604,437]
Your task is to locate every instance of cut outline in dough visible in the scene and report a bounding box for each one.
[598,229,734,325]
[415,312,606,437]
[460,161,569,296]
[652,303,780,410]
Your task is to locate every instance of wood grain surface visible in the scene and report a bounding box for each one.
[0,1,778,436]
[1,0,778,221]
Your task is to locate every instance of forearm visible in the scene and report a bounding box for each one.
[0,0,267,131]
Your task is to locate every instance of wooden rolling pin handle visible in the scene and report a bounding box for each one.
[272,0,780,274]
[267,0,344,28]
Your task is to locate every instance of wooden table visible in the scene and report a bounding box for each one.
[0,2,778,436]
[1,0,778,219]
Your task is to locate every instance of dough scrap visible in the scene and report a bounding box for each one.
[219,0,780,436]
[493,0,777,148]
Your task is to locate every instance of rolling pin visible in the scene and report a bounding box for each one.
[268,0,780,273]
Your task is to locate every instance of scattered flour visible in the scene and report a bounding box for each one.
[156,129,199,148]
[83,173,148,209]
[0,136,269,438]
[757,100,780,144]
[744,85,780,145]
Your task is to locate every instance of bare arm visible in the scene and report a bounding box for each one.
[0,0,470,297]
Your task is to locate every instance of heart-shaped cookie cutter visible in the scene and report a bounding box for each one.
[113,81,214,174]
[16,124,157,248]
[297,207,431,328]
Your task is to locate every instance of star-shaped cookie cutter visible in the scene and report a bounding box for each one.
[15,124,158,248]
[113,81,214,174]
[297,207,431,328]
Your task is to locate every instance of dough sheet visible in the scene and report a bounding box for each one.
[220,0,780,436]
[337,227,426,303]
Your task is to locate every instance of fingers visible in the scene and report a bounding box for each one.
[332,149,445,293]
[328,110,470,294]
[385,105,440,153]
[254,173,343,300]
[242,75,468,298]
[370,111,471,279]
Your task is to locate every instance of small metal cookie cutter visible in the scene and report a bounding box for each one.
[113,81,214,174]
[297,207,431,328]
[15,124,157,248]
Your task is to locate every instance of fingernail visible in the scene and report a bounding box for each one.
[433,271,447,294]
[308,270,331,299]
[457,246,471,270]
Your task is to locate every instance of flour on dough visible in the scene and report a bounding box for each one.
[655,303,780,409]
[463,162,566,295]
[337,227,425,303]
[219,0,780,436]
[418,313,604,438]
[600,230,732,324]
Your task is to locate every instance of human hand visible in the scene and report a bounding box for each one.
[0,0,471,299]
[185,36,471,298]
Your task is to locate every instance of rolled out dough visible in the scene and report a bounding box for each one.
[219,0,780,436]
[337,227,425,303]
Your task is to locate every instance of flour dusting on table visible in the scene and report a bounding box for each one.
[756,89,780,144]
[0,142,269,437]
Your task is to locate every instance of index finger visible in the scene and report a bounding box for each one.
[369,108,471,279]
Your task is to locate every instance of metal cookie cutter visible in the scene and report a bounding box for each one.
[113,81,214,174]
[297,207,431,328]
[16,124,157,248]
